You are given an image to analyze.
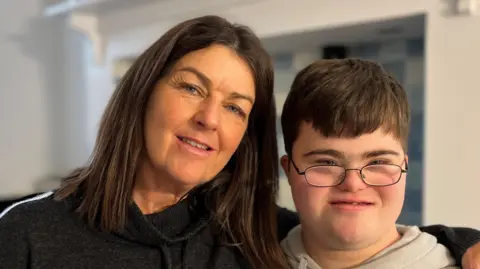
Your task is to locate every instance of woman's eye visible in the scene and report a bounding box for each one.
[183,84,199,94]
[226,105,246,118]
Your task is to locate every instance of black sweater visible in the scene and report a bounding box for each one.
[0,192,479,269]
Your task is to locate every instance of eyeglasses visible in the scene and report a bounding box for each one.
[290,159,408,187]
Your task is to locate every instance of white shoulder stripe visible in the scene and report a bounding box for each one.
[0,191,54,219]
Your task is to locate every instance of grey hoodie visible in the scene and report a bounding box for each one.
[281,225,459,269]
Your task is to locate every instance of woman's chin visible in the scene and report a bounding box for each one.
[168,169,212,188]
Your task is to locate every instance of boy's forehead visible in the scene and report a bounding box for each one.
[293,122,404,156]
[296,121,398,139]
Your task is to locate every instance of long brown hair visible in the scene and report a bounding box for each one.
[55,15,288,268]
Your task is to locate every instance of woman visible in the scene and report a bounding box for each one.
[0,15,287,269]
[0,15,479,269]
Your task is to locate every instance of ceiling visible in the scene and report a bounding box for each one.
[43,0,159,16]
[261,14,425,54]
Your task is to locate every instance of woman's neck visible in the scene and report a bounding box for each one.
[132,161,191,214]
[304,226,401,269]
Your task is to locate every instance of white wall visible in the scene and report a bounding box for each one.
[0,1,91,197]
[60,21,92,176]
[424,5,480,227]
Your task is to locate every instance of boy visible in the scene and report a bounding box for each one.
[280,58,458,268]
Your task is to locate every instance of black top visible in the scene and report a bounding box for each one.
[0,192,247,269]
[0,192,479,269]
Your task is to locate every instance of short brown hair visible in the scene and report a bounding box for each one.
[281,58,410,156]
[55,15,287,268]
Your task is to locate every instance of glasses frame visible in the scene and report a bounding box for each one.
[290,158,408,187]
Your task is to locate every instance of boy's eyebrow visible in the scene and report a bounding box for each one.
[303,149,343,159]
[303,148,401,159]
[362,149,402,159]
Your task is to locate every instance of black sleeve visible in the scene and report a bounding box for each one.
[276,206,300,240]
[420,224,480,265]
[0,207,30,268]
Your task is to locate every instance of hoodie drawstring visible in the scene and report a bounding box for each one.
[160,245,172,269]
[299,257,308,269]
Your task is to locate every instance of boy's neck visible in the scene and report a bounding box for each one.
[303,226,401,269]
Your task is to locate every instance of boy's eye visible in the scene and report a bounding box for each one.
[316,160,338,166]
[369,159,391,165]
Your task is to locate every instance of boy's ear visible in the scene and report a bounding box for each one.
[280,155,291,185]
[280,155,289,173]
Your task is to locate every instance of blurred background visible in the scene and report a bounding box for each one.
[1,0,479,227]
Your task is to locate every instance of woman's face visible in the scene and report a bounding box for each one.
[143,45,256,188]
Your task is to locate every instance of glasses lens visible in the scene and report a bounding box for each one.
[362,164,402,186]
[305,166,345,186]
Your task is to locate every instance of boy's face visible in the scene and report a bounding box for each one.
[281,122,407,250]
